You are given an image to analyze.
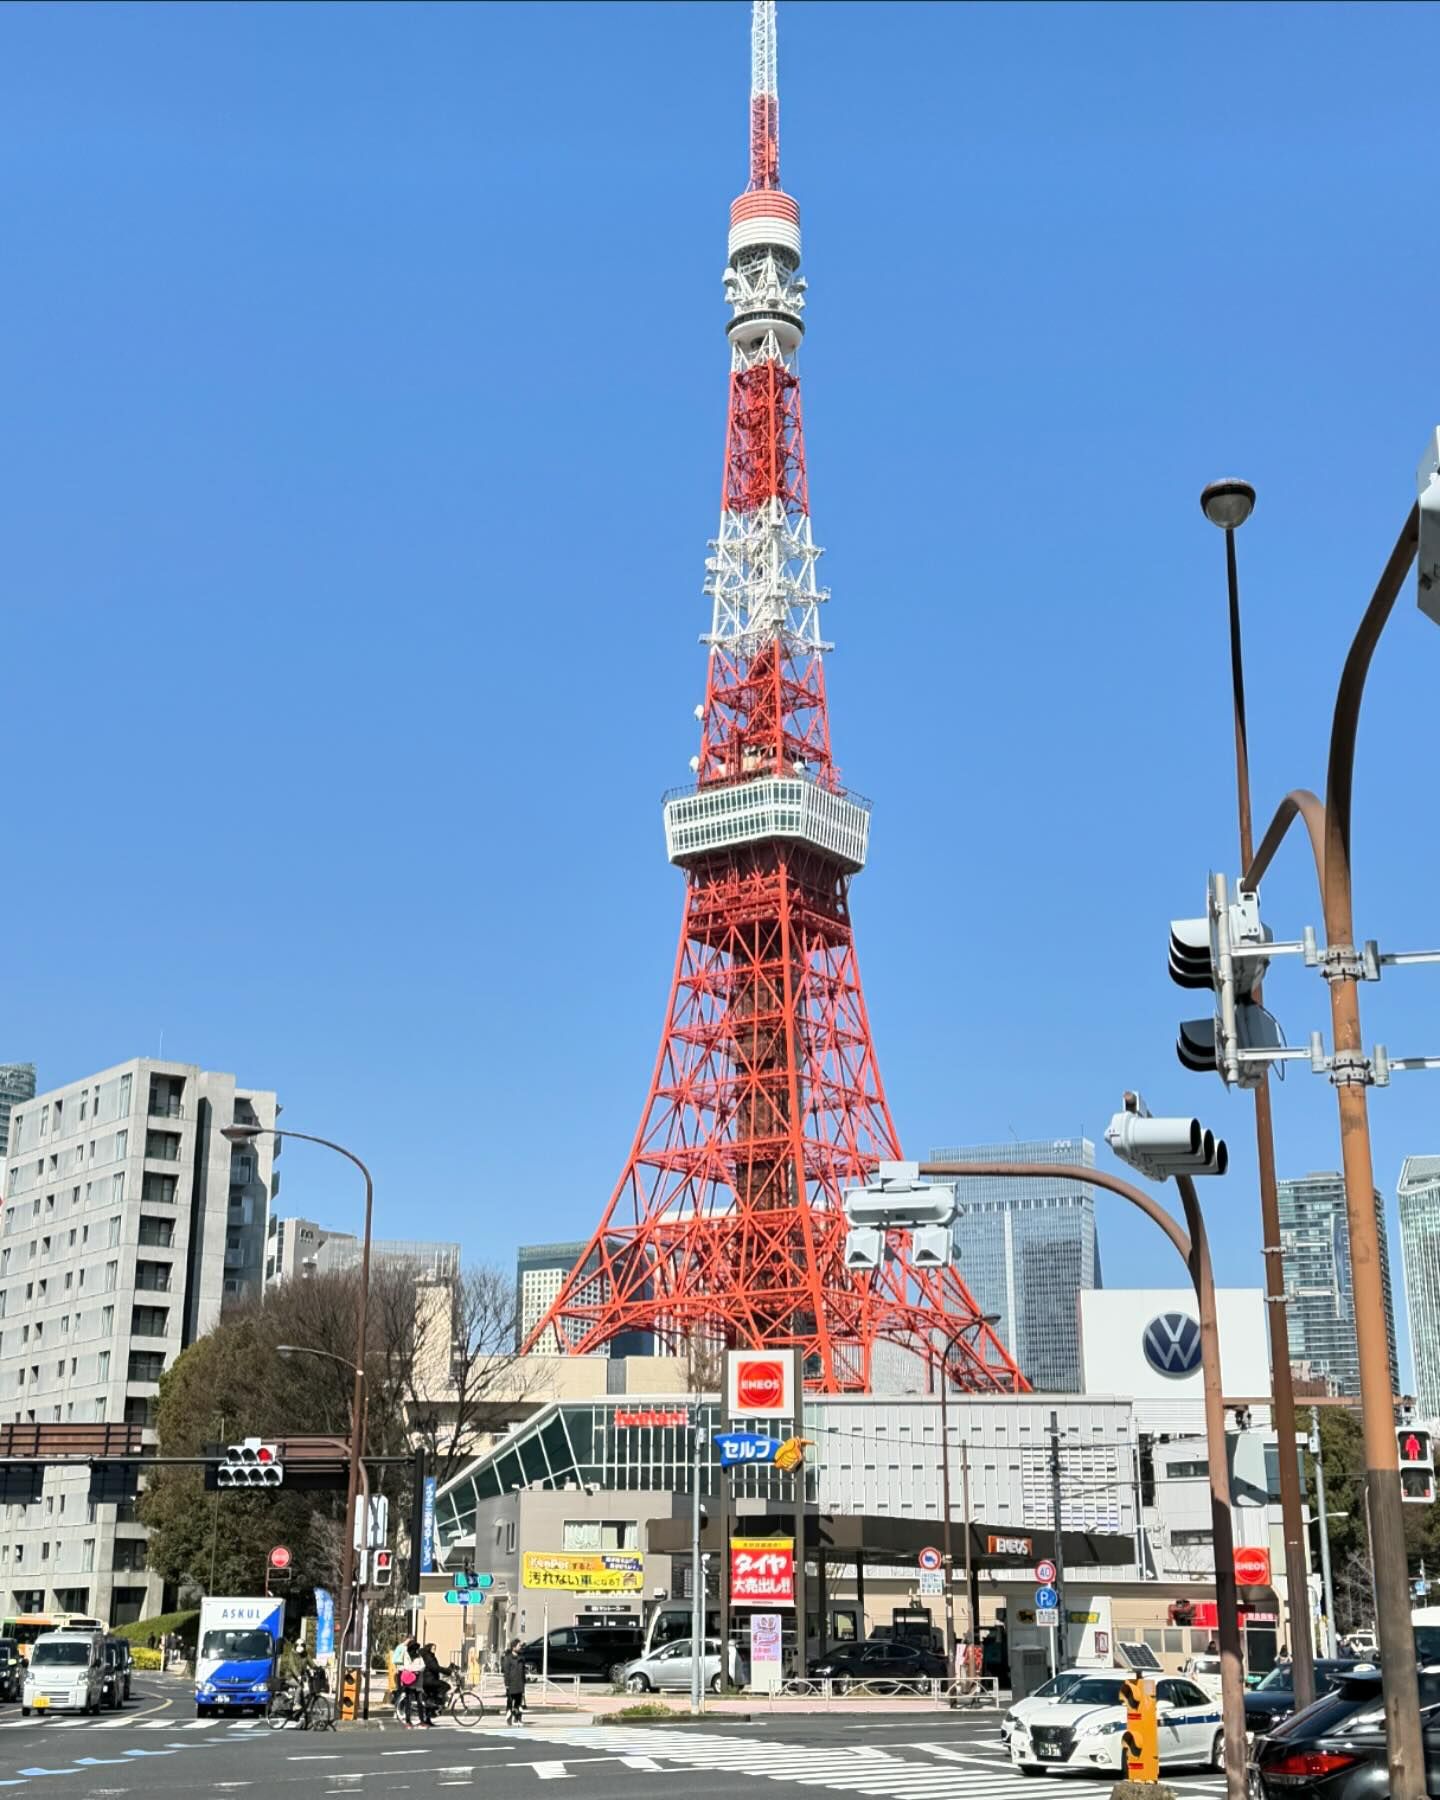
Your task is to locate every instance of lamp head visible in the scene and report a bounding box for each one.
[1200,478,1256,530]
[221,1123,264,1145]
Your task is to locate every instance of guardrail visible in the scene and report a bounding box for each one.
[759,1676,1002,1708]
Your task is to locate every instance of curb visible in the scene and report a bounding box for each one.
[592,1712,754,1726]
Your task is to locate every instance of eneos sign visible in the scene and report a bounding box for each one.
[1234,1546,1271,1587]
[727,1349,794,1418]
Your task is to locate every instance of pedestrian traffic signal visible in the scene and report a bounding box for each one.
[372,1548,394,1588]
[1170,878,1281,1089]
[1399,1427,1435,1503]
[218,1438,284,1488]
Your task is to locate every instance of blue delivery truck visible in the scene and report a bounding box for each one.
[194,1595,285,1717]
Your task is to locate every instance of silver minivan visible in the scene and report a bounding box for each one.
[22,1630,106,1716]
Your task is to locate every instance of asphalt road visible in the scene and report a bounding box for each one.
[0,1679,1234,1797]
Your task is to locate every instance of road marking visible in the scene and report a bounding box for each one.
[620,1755,663,1771]
[534,1763,572,1780]
[290,1754,342,1761]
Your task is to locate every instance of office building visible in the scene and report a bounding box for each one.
[517,1241,606,1352]
[1277,1171,1399,1399]
[0,1058,278,1622]
[926,1137,1102,1392]
[1398,1157,1440,1422]
[0,1066,36,1162]
[264,1215,459,1287]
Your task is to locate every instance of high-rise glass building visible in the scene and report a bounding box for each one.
[1398,1157,1440,1423]
[1276,1171,1399,1399]
[926,1137,1101,1392]
[0,1064,36,1161]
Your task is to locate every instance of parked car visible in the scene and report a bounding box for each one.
[620,1638,748,1695]
[1002,1670,1091,1745]
[1244,1660,1376,1737]
[807,1638,947,1690]
[1009,1672,1224,1777]
[0,1641,22,1703]
[520,1625,644,1682]
[1252,1666,1440,1800]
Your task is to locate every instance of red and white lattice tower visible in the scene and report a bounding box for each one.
[527,1,1025,1395]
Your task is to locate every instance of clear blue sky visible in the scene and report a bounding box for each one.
[5,0,1439,1380]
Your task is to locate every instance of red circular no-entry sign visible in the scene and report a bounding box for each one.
[269,1545,292,1571]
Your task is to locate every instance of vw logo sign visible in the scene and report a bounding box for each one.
[1142,1311,1203,1378]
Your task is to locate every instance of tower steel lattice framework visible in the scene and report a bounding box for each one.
[527,1,1026,1394]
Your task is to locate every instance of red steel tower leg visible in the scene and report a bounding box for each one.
[526,2,1025,1395]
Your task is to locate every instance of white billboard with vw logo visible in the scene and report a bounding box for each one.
[1079,1287,1268,1428]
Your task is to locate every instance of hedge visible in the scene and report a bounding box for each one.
[111,1609,200,1650]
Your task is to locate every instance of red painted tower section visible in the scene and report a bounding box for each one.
[526,3,1026,1394]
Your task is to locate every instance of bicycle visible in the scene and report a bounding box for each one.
[266,1672,336,1732]
[391,1665,486,1728]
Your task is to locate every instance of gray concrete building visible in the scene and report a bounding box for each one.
[0,1066,36,1163]
[264,1214,459,1288]
[0,1059,277,1623]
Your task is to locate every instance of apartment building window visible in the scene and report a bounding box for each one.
[1168,1461,1209,1480]
[145,1132,180,1163]
[135,1261,170,1293]
[131,1307,167,1339]
[104,1263,117,1293]
[562,1520,638,1552]
[100,1307,113,1337]
[113,1130,127,1162]
[127,1352,164,1384]
[107,1217,121,1249]
[93,1397,106,1420]
[96,1351,110,1382]
[43,1197,53,1217]
[66,1232,74,1250]
[117,1074,131,1116]
[54,1362,63,1382]
[231,1154,255,1184]
[80,1540,93,1572]
[35,1282,45,1302]
[142,1175,177,1206]
[40,1238,50,1259]
[78,1093,86,1123]
[1172,1529,1214,1547]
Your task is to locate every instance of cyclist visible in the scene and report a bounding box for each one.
[418,1643,445,1727]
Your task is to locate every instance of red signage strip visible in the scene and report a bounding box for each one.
[730,1536,795,1607]
[614,1409,690,1429]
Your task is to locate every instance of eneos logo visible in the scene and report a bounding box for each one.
[737,1359,784,1411]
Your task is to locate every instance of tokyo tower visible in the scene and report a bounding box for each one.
[528,1,1025,1395]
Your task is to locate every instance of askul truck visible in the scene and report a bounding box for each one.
[195,1596,284,1717]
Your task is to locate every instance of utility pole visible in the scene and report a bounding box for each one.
[690,1419,704,1715]
[960,1440,975,1649]
[1311,1410,1337,1658]
[937,1340,956,1656]
[1048,1411,1067,1672]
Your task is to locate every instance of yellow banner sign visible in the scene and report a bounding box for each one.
[521,1552,644,1593]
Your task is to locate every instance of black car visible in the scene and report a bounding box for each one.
[807,1638,948,1690]
[101,1639,131,1710]
[0,1641,21,1704]
[520,1625,644,1681]
[1253,1666,1440,1800]
[1245,1660,1376,1736]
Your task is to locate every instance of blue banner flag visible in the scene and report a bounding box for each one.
[421,1477,437,1575]
[714,1431,780,1468]
[314,1588,335,1657]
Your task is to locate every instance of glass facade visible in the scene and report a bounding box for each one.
[1398,1157,1440,1423]
[1277,1172,1398,1399]
[926,1138,1100,1393]
[0,1064,36,1162]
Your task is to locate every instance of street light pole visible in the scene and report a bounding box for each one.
[1310,1411,1338,1659]
[921,1159,1248,1800]
[1241,503,1426,1800]
[1200,477,1315,1708]
[937,1347,956,1661]
[223,1123,374,1708]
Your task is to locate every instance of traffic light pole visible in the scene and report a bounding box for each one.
[1242,503,1425,1800]
[921,1160,1247,1800]
[1206,493,1316,1709]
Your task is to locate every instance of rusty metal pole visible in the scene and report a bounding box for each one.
[1176,1176,1249,1800]
[1319,507,1423,1800]
[921,1161,1248,1800]
[938,1344,957,1659]
[1201,480,1314,1706]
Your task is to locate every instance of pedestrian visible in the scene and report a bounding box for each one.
[397,1638,426,1729]
[146,1634,156,1652]
[502,1638,526,1726]
[389,1636,409,1697]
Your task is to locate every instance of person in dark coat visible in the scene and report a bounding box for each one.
[419,1643,444,1726]
[502,1640,526,1725]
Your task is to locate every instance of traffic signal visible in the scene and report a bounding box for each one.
[372,1549,394,1588]
[1398,1427,1435,1504]
[1119,1677,1158,1782]
[218,1438,284,1488]
[1105,1096,1227,1183]
[841,1167,955,1271]
[1170,878,1282,1088]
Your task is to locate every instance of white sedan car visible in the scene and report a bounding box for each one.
[1009,1673,1224,1777]
[1001,1670,1090,1746]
